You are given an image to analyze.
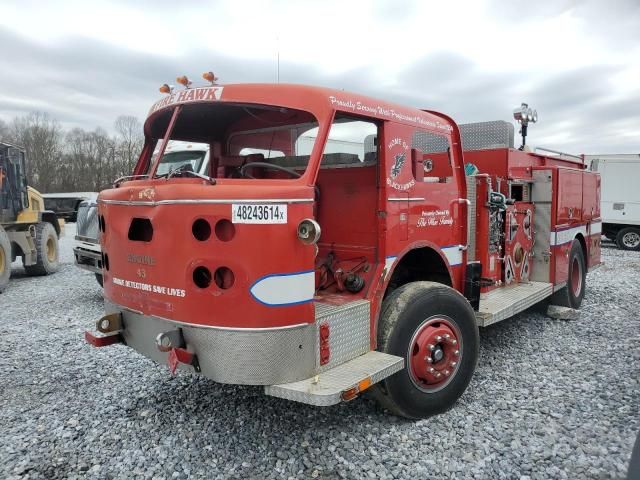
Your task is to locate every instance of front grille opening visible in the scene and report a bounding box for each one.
[192,219,211,241]
[193,266,212,289]
[214,266,235,289]
[128,218,153,242]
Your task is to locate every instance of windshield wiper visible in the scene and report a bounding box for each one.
[165,165,216,184]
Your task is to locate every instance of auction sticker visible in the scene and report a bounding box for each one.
[231,203,287,224]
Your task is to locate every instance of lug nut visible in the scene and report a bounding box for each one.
[428,367,435,373]
[450,361,457,368]
[444,370,450,376]
[428,344,435,351]
[443,334,450,339]
[435,372,442,378]
[454,350,460,356]
[436,335,442,342]
[426,357,433,364]
[451,339,457,345]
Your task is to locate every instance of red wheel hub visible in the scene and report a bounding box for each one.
[570,257,582,296]
[408,317,461,392]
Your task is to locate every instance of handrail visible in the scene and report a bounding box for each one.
[534,147,583,162]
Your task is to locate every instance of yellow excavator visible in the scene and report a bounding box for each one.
[0,141,62,293]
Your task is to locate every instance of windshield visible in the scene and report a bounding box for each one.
[144,102,319,180]
[156,150,207,176]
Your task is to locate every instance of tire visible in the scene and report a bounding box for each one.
[0,227,11,293]
[372,281,479,419]
[24,222,60,276]
[95,273,104,287]
[551,239,586,309]
[616,227,640,251]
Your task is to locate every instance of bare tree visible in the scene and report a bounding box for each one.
[5,112,143,193]
[0,118,9,142]
[114,115,143,177]
[10,112,63,192]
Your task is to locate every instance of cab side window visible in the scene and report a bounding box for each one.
[412,130,453,183]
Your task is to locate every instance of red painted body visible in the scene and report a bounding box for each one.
[97,83,601,361]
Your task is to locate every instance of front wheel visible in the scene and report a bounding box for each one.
[372,281,479,419]
[24,222,60,276]
[616,227,640,251]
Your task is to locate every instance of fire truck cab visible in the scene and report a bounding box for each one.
[87,81,601,418]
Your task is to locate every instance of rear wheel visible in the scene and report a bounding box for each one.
[551,239,586,309]
[0,227,11,293]
[372,281,479,419]
[616,227,640,251]
[24,222,59,276]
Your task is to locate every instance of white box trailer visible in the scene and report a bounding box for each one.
[587,154,640,250]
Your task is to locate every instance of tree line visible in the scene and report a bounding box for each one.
[0,112,144,193]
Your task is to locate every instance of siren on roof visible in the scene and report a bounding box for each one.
[176,75,192,88]
[202,71,218,85]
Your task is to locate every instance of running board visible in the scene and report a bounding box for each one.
[264,351,404,406]
[475,281,553,327]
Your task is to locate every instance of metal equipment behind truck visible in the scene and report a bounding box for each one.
[0,142,62,293]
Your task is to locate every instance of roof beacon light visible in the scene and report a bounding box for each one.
[202,71,218,85]
[176,75,192,89]
[159,84,172,94]
[513,103,538,151]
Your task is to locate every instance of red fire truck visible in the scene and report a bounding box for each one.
[86,75,601,418]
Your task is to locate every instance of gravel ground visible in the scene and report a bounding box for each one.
[1,226,638,480]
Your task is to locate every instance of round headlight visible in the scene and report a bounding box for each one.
[297,219,321,245]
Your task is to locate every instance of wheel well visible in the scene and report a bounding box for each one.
[10,241,23,260]
[386,247,452,298]
[41,211,60,236]
[602,223,621,236]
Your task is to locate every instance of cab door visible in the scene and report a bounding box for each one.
[409,128,464,264]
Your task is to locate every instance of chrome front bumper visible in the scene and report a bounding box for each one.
[104,301,317,385]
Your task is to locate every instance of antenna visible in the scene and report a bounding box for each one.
[276,35,280,83]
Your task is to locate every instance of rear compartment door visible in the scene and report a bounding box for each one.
[582,172,600,221]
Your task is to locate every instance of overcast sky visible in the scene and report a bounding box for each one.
[0,0,638,154]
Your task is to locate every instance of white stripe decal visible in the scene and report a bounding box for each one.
[385,256,397,270]
[550,225,587,246]
[590,221,602,235]
[384,256,397,278]
[441,245,464,266]
[250,271,315,306]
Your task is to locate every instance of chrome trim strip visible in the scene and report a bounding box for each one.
[116,304,310,332]
[387,197,425,202]
[99,198,315,206]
